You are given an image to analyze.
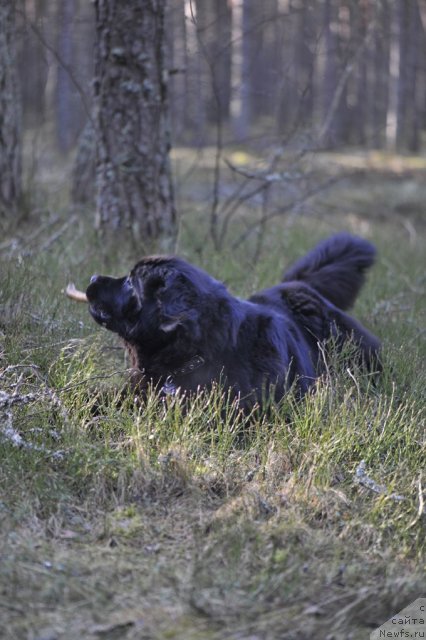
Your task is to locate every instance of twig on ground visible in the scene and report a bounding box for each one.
[0,396,65,460]
[408,475,425,528]
[0,366,69,459]
[354,460,404,502]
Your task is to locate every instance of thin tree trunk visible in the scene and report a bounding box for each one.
[94,0,175,239]
[296,0,315,127]
[397,0,421,151]
[18,0,48,128]
[349,0,367,145]
[195,0,232,125]
[0,0,22,221]
[184,0,206,145]
[56,0,77,152]
[251,0,277,119]
[320,0,341,147]
[386,0,399,150]
[233,0,254,141]
[71,120,96,206]
[371,0,390,148]
[166,0,187,142]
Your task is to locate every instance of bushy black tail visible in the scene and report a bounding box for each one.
[282,233,376,310]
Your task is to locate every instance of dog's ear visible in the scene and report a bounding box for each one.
[143,273,167,298]
[141,266,196,335]
[152,271,187,333]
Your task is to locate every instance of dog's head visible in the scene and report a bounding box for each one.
[85,256,230,354]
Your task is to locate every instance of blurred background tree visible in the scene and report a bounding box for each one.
[15,0,426,151]
[7,0,426,238]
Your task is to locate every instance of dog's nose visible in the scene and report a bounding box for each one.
[90,274,99,284]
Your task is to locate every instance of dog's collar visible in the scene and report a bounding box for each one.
[161,355,205,396]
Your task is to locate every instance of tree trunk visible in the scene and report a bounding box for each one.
[371,0,390,148]
[348,0,367,146]
[319,0,343,148]
[71,120,96,206]
[251,0,278,120]
[386,0,399,150]
[195,0,232,125]
[56,0,77,153]
[94,0,175,239]
[233,0,255,141]
[396,0,421,151]
[18,0,48,128]
[0,0,22,221]
[166,0,187,142]
[277,0,315,135]
[295,0,315,128]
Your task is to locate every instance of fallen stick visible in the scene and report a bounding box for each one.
[64,282,88,303]
[354,460,404,502]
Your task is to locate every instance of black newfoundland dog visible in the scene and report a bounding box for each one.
[85,233,380,408]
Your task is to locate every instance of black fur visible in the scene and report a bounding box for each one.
[282,232,376,310]
[86,234,380,408]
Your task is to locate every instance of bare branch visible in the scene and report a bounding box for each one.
[231,174,342,251]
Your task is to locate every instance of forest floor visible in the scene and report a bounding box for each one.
[0,148,425,639]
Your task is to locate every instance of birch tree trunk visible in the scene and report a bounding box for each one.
[0,0,22,221]
[94,0,175,239]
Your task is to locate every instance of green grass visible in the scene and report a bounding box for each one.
[0,159,425,639]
